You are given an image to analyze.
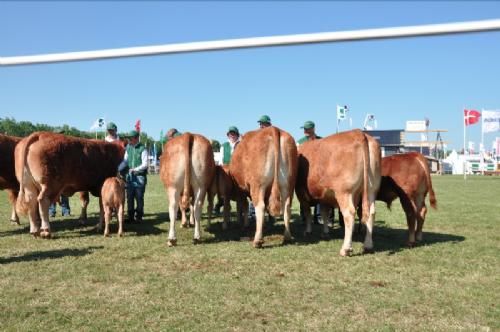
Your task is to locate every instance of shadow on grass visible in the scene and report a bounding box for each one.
[0,246,103,265]
[202,213,465,253]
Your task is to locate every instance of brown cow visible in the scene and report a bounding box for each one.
[160,133,215,246]
[377,152,437,247]
[100,176,126,237]
[15,132,125,238]
[296,129,380,256]
[229,126,298,248]
[0,134,22,224]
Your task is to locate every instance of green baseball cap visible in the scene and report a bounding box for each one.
[227,126,240,135]
[258,115,271,124]
[126,130,139,138]
[107,122,117,131]
[301,121,315,129]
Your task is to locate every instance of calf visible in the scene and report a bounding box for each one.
[100,177,126,237]
[377,152,437,247]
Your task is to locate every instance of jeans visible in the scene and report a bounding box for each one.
[126,173,147,221]
[49,195,71,217]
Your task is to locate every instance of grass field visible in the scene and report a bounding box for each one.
[0,175,498,331]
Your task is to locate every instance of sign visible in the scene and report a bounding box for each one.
[405,120,427,131]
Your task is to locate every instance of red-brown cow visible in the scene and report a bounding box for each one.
[160,133,215,246]
[0,134,22,224]
[377,152,437,247]
[296,129,380,256]
[229,126,298,248]
[15,132,125,238]
[214,164,248,230]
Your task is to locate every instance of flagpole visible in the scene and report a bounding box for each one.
[464,108,467,180]
[336,105,339,134]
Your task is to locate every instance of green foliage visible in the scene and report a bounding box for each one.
[0,175,498,330]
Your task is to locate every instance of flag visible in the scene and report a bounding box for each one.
[90,118,105,130]
[337,105,348,121]
[464,109,481,126]
[135,119,141,133]
[482,110,500,133]
[160,129,165,144]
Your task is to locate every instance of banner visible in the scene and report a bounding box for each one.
[482,110,500,133]
[90,118,105,130]
[337,105,348,121]
[135,119,141,133]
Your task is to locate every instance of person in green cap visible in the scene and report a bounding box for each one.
[213,126,241,215]
[105,122,120,142]
[165,128,182,143]
[257,115,272,129]
[118,130,149,223]
[297,120,322,145]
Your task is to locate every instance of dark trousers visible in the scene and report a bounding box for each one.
[49,195,71,217]
[126,174,147,221]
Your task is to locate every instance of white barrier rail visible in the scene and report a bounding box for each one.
[1,19,500,66]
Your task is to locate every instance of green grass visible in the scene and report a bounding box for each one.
[0,175,498,331]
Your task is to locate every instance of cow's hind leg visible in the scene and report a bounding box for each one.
[252,190,266,248]
[320,204,331,239]
[37,186,52,239]
[117,203,124,237]
[401,197,417,248]
[103,206,111,237]
[7,190,20,225]
[302,202,313,236]
[339,196,356,256]
[416,202,427,242]
[192,188,206,244]
[282,195,293,243]
[167,188,180,247]
[79,191,89,225]
[362,199,376,254]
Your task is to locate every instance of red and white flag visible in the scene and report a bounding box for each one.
[135,119,141,133]
[464,109,481,126]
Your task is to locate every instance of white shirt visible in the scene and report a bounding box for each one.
[105,135,120,143]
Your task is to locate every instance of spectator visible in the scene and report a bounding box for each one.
[257,115,272,129]
[213,126,241,214]
[118,130,148,223]
[105,122,120,142]
[49,128,71,217]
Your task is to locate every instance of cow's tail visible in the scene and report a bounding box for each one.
[361,133,370,224]
[268,127,282,217]
[180,133,193,210]
[16,133,40,216]
[417,154,437,210]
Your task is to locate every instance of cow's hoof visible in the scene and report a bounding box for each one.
[189,223,195,227]
[253,240,264,248]
[118,232,123,238]
[339,248,353,257]
[167,239,177,247]
[104,233,110,238]
[10,219,20,225]
[282,236,294,245]
[40,229,52,239]
[180,223,188,229]
[407,241,416,248]
[362,247,375,254]
[31,231,40,238]
[193,238,201,245]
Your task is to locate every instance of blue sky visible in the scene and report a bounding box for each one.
[1,1,499,150]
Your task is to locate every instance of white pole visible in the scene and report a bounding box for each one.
[2,19,500,66]
[464,108,467,180]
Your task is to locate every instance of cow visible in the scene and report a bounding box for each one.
[0,134,22,224]
[376,152,437,247]
[229,126,298,248]
[100,176,126,237]
[296,129,380,256]
[160,133,215,246]
[15,132,125,238]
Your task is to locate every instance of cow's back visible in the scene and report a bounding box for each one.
[159,133,215,194]
[229,126,297,203]
[296,130,367,206]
